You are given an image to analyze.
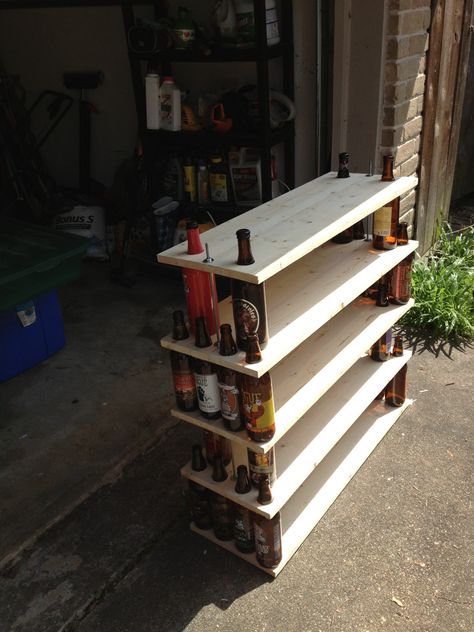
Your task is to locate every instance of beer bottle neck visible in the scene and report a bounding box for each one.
[172,310,189,340]
[219,325,237,355]
[195,317,212,347]
[392,336,404,356]
[246,335,262,363]
[381,155,394,182]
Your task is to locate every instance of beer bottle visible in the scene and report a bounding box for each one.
[370,328,392,362]
[375,276,389,307]
[210,493,234,541]
[332,152,353,244]
[191,444,207,471]
[240,372,276,442]
[233,504,255,553]
[203,430,232,466]
[170,310,197,412]
[389,253,414,305]
[217,324,243,432]
[231,229,269,350]
[234,464,252,494]
[245,333,262,364]
[353,219,366,239]
[257,474,273,505]
[385,335,407,407]
[397,221,409,245]
[253,512,283,569]
[247,447,275,487]
[373,155,399,250]
[212,453,228,482]
[194,317,220,419]
[188,480,212,530]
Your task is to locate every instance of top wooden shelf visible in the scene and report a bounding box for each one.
[157,172,418,284]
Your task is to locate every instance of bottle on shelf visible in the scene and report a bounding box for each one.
[203,430,232,466]
[170,310,197,412]
[353,219,366,240]
[331,152,353,244]
[209,153,233,204]
[188,481,212,530]
[245,332,262,364]
[160,76,181,131]
[373,154,399,250]
[234,464,252,494]
[194,317,221,419]
[397,221,409,245]
[183,155,197,203]
[241,372,276,442]
[253,512,283,569]
[389,253,414,305]
[217,324,244,432]
[145,67,160,130]
[210,493,234,541]
[231,229,269,350]
[233,504,255,553]
[385,335,407,407]
[182,221,219,336]
[234,0,280,47]
[247,447,275,487]
[197,158,210,204]
[191,444,207,471]
[257,474,273,505]
[173,6,195,49]
[370,328,392,362]
[212,452,229,482]
[375,276,389,307]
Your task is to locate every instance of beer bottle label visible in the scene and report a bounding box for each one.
[242,391,275,432]
[373,206,392,236]
[209,172,229,202]
[173,372,196,394]
[218,383,240,422]
[391,262,412,298]
[195,373,220,413]
[234,298,260,338]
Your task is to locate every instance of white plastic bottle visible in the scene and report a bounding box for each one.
[145,70,160,130]
[159,76,181,131]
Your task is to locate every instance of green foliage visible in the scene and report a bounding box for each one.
[402,223,474,340]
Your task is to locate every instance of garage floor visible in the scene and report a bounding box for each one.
[0,260,184,567]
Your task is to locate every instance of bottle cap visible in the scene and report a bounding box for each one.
[163,76,173,82]
[236,228,251,239]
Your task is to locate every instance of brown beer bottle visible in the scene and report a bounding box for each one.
[257,474,273,505]
[353,219,366,239]
[375,276,389,307]
[389,253,414,305]
[231,229,269,351]
[370,328,392,362]
[194,317,220,419]
[332,152,353,244]
[217,324,243,432]
[191,444,207,471]
[397,221,409,245]
[210,493,234,541]
[385,335,407,407]
[247,447,275,487]
[245,333,262,364]
[254,512,283,569]
[170,310,197,412]
[373,155,399,250]
[188,481,212,530]
[233,504,255,553]
[240,372,276,442]
[234,464,252,494]
[212,453,228,482]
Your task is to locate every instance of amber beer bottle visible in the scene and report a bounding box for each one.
[234,464,252,494]
[397,221,409,245]
[231,229,268,351]
[193,317,220,419]
[370,328,392,362]
[240,372,276,442]
[170,310,197,412]
[257,474,273,505]
[375,276,389,307]
[332,152,353,244]
[188,481,212,530]
[389,253,414,305]
[253,512,282,569]
[245,333,262,364]
[373,155,399,250]
[210,493,234,541]
[248,447,275,487]
[385,335,407,407]
[217,324,243,431]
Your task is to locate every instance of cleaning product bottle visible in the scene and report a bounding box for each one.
[234,0,280,47]
[174,6,195,49]
[209,153,233,204]
[160,76,181,131]
[145,67,160,130]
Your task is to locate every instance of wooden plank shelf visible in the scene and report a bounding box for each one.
[161,239,418,377]
[191,397,412,576]
[181,352,411,519]
[171,297,414,452]
[158,172,418,283]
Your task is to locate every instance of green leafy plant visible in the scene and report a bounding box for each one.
[401,223,474,340]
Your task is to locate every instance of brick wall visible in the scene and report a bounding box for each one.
[382,0,431,233]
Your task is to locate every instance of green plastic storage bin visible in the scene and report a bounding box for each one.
[0,220,88,312]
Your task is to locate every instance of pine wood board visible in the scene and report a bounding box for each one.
[190,398,412,576]
[181,352,411,519]
[158,172,418,283]
[171,298,414,452]
[161,239,418,377]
